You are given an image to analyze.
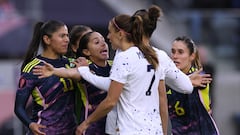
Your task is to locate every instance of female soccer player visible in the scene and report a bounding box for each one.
[167,36,219,135]
[75,13,167,135]
[14,20,78,135]
[34,31,112,135]
[76,31,112,135]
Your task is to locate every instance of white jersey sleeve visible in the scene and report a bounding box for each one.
[154,47,193,94]
[77,49,121,91]
[77,66,110,91]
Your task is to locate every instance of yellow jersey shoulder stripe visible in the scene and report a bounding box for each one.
[22,58,42,73]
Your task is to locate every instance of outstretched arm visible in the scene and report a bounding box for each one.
[165,68,193,94]
[75,57,111,91]
[158,50,212,93]
[77,66,111,91]
[157,50,193,94]
[165,67,212,93]
[33,62,81,80]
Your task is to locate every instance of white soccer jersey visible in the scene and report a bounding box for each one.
[77,47,193,134]
[77,48,192,94]
[109,46,163,135]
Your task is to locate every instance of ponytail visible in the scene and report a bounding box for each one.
[21,20,66,71]
[131,15,159,70]
[193,47,202,69]
[133,5,163,38]
[113,14,159,70]
[138,44,159,70]
[21,22,43,71]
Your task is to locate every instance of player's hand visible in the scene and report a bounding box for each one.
[75,120,90,135]
[33,62,54,78]
[74,57,89,67]
[29,122,46,135]
[189,68,212,87]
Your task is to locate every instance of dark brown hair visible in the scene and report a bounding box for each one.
[21,20,66,71]
[133,5,163,38]
[112,14,159,69]
[66,25,92,58]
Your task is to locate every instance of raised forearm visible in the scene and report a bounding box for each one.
[53,67,81,80]
[78,66,111,90]
[165,69,193,94]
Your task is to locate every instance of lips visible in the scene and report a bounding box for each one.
[173,61,180,65]
[100,49,108,55]
[62,44,68,49]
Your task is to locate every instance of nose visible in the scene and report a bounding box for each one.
[107,33,110,40]
[65,36,70,43]
[171,53,177,60]
[100,40,107,46]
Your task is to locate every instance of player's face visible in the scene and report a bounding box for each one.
[107,21,121,50]
[85,32,109,61]
[46,25,69,56]
[171,40,195,73]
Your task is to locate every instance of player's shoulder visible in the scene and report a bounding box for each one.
[153,47,168,56]
[22,58,43,73]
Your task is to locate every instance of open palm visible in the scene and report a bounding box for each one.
[33,62,54,78]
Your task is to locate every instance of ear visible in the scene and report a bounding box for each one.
[190,52,196,61]
[82,49,91,56]
[118,30,125,40]
[43,35,51,45]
